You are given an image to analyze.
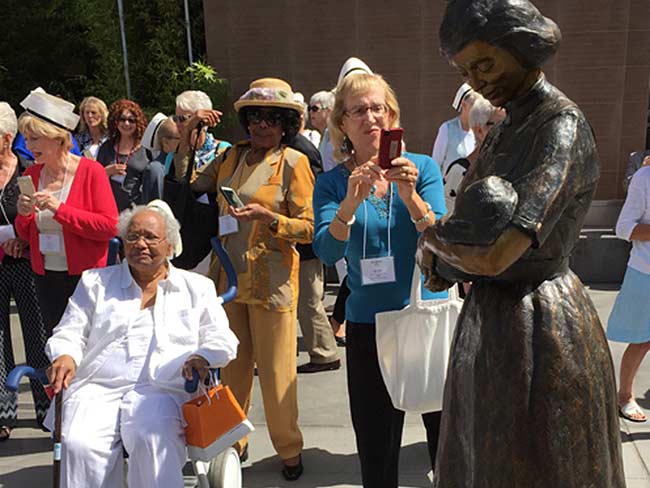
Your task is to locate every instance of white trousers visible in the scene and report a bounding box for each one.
[58,382,187,488]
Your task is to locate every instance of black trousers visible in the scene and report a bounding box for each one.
[332,276,351,325]
[34,271,80,337]
[0,259,50,425]
[346,321,441,488]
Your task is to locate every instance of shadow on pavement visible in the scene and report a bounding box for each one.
[242,443,432,487]
[1,435,51,456]
[0,465,51,486]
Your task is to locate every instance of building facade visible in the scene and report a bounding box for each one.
[204,0,650,199]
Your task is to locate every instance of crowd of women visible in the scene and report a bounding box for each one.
[0,0,643,485]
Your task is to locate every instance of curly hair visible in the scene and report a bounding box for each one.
[238,107,301,145]
[107,99,147,144]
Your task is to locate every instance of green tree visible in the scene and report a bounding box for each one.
[0,0,229,130]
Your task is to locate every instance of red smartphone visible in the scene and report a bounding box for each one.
[378,128,404,170]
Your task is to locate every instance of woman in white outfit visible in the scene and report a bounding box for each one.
[45,200,239,488]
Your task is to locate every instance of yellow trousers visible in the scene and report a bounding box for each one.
[221,301,304,460]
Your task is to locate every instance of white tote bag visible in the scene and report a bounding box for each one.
[375,267,463,413]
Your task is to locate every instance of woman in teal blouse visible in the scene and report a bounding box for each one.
[312,72,446,488]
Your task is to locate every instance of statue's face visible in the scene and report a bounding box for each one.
[451,41,534,107]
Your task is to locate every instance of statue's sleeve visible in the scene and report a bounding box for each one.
[509,110,595,248]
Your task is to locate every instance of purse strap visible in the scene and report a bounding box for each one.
[409,264,459,305]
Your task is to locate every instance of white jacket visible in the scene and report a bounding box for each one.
[46,261,239,397]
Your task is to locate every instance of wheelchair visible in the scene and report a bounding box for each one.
[6,237,245,488]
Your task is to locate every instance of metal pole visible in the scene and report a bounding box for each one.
[116,0,132,99]
[183,0,194,65]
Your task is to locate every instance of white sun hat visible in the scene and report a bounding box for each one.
[20,87,79,131]
[142,112,168,152]
[451,83,474,112]
[336,57,374,88]
[146,199,183,258]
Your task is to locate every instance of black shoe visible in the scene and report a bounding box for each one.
[335,336,346,347]
[282,455,303,481]
[297,359,341,374]
[239,444,249,463]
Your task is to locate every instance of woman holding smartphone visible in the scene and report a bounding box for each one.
[182,78,313,480]
[15,89,118,335]
[312,72,446,487]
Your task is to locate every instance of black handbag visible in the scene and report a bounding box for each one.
[163,144,220,270]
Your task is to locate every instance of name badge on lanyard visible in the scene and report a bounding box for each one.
[39,233,62,254]
[360,256,396,285]
[0,224,15,244]
[360,186,396,286]
[219,215,239,236]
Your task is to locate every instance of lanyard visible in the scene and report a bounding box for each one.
[361,184,393,260]
[115,143,137,167]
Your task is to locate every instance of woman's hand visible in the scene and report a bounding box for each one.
[342,159,383,211]
[17,194,34,216]
[1,238,28,258]
[33,191,62,213]
[105,163,127,177]
[384,156,418,203]
[228,203,276,224]
[182,355,211,383]
[47,354,77,395]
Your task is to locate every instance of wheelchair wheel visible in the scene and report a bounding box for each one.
[207,447,242,488]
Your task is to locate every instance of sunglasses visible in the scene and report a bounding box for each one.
[246,109,283,127]
[172,114,192,123]
[308,105,323,113]
[118,116,136,124]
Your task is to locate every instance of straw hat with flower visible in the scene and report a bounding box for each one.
[234,78,304,113]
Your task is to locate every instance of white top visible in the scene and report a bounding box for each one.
[303,129,321,149]
[46,261,239,397]
[616,166,650,274]
[319,129,337,172]
[443,159,470,213]
[36,175,73,271]
[431,117,475,176]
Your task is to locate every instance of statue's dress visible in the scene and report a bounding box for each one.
[432,77,625,487]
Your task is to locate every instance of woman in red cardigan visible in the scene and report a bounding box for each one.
[15,89,118,335]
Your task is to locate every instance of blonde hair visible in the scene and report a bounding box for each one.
[18,113,73,152]
[329,73,400,162]
[78,96,108,134]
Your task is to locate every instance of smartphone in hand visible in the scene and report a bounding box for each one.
[219,186,245,209]
[16,176,36,197]
[378,128,404,170]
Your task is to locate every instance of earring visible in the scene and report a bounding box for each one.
[341,136,352,154]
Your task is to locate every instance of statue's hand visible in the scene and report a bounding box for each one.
[416,237,454,292]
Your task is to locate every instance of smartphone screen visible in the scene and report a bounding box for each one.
[219,186,245,209]
[378,128,404,170]
[16,176,36,196]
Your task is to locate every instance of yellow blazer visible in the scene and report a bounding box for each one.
[190,141,314,312]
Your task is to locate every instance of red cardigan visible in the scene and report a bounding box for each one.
[15,157,118,276]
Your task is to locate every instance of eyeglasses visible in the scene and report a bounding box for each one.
[172,114,192,123]
[308,105,323,113]
[343,103,387,120]
[246,109,283,127]
[118,116,136,124]
[123,233,166,245]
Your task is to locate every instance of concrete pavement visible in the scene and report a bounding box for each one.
[1,282,650,487]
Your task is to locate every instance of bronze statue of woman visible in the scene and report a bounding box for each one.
[417,0,626,486]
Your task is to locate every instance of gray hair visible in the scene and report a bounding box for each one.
[176,90,213,112]
[309,91,335,110]
[0,102,18,143]
[469,97,496,128]
[117,205,181,258]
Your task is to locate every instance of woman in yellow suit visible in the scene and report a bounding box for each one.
[182,78,313,481]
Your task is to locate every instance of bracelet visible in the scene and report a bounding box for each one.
[335,211,356,226]
[410,202,432,225]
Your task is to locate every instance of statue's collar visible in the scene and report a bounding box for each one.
[504,75,549,126]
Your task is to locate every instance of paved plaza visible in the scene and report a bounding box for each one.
[1,283,650,487]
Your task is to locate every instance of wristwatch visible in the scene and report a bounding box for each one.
[410,202,432,224]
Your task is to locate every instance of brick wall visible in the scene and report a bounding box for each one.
[204,0,650,199]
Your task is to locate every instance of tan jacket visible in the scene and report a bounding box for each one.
[190,141,314,312]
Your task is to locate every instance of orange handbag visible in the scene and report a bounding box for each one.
[183,384,254,461]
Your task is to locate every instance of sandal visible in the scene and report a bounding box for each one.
[0,426,12,442]
[619,401,647,423]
